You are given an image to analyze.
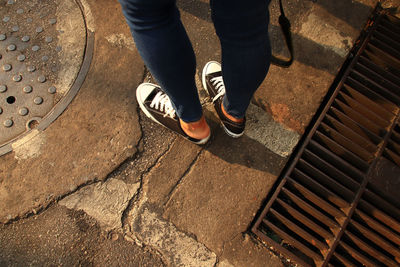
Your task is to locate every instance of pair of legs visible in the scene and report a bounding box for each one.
[119,0,271,142]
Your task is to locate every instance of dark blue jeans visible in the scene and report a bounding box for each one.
[119,0,271,122]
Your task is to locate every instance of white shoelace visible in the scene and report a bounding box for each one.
[210,76,225,103]
[150,91,176,118]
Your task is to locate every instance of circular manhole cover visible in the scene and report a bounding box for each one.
[0,0,93,156]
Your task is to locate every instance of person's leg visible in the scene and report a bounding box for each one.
[210,0,271,119]
[119,0,210,142]
[119,0,203,123]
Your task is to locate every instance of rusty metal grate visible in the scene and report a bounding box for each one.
[252,6,400,267]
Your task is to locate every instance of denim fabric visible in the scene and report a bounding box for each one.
[119,0,271,122]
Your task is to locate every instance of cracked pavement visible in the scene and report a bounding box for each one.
[1,0,397,266]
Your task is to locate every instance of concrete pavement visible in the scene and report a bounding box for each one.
[1,0,397,266]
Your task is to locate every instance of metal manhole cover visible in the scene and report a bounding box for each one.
[0,0,93,156]
[252,5,400,267]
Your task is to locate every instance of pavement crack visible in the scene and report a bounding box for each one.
[120,136,177,233]
[140,135,177,180]
[3,177,102,225]
[163,148,203,208]
[219,232,242,258]
[121,180,142,233]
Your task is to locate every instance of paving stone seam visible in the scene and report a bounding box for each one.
[128,203,218,266]
[2,133,145,225]
[3,119,145,226]
[119,140,218,265]
[103,63,151,182]
[121,135,178,233]
[1,176,101,225]
[248,231,296,267]
[218,232,242,259]
[162,147,205,208]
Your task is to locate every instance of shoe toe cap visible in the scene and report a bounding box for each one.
[136,83,158,102]
[204,61,221,75]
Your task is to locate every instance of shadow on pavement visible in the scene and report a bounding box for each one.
[178,0,372,74]
[204,111,287,176]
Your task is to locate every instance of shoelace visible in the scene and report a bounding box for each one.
[150,91,176,118]
[210,76,225,103]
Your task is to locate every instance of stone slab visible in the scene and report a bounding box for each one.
[255,0,378,134]
[131,204,217,267]
[163,128,287,256]
[143,137,202,208]
[218,234,283,267]
[0,0,143,223]
[59,178,140,231]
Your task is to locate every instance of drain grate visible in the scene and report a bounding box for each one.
[252,6,400,267]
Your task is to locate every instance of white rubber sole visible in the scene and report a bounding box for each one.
[222,125,244,138]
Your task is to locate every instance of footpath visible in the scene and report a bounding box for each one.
[1,0,397,266]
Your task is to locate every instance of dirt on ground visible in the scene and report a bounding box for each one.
[0,205,164,266]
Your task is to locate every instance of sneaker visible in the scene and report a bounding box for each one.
[136,83,210,145]
[202,61,245,138]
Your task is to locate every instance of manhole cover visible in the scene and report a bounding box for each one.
[0,0,93,156]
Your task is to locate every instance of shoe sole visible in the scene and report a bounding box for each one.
[202,62,244,139]
[136,83,210,145]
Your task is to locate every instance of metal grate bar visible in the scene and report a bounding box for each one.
[349,220,400,259]
[387,139,400,153]
[286,177,347,219]
[328,107,382,145]
[302,149,359,193]
[358,55,400,101]
[323,114,378,153]
[338,91,390,128]
[384,147,400,165]
[292,166,351,209]
[332,252,358,267]
[281,187,340,230]
[344,231,398,266]
[269,208,330,252]
[342,84,396,121]
[376,25,400,47]
[318,122,375,162]
[354,209,400,246]
[308,140,364,183]
[350,68,400,104]
[366,43,400,70]
[358,199,400,233]
[338,241,378,267]
[345,73,400,113]
[313,131,370,171]
[333,98,386,138]
[381,16,400,33]
[300,151,356,199]
[353,59,400,98]
[373,31,400,52]
[262,219,325,262]
[363,48,400,78]
[276,198,335,241]
[363,189,400,221]
[370,36,400,61]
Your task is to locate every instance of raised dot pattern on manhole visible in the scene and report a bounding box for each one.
[0,0,88,150]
